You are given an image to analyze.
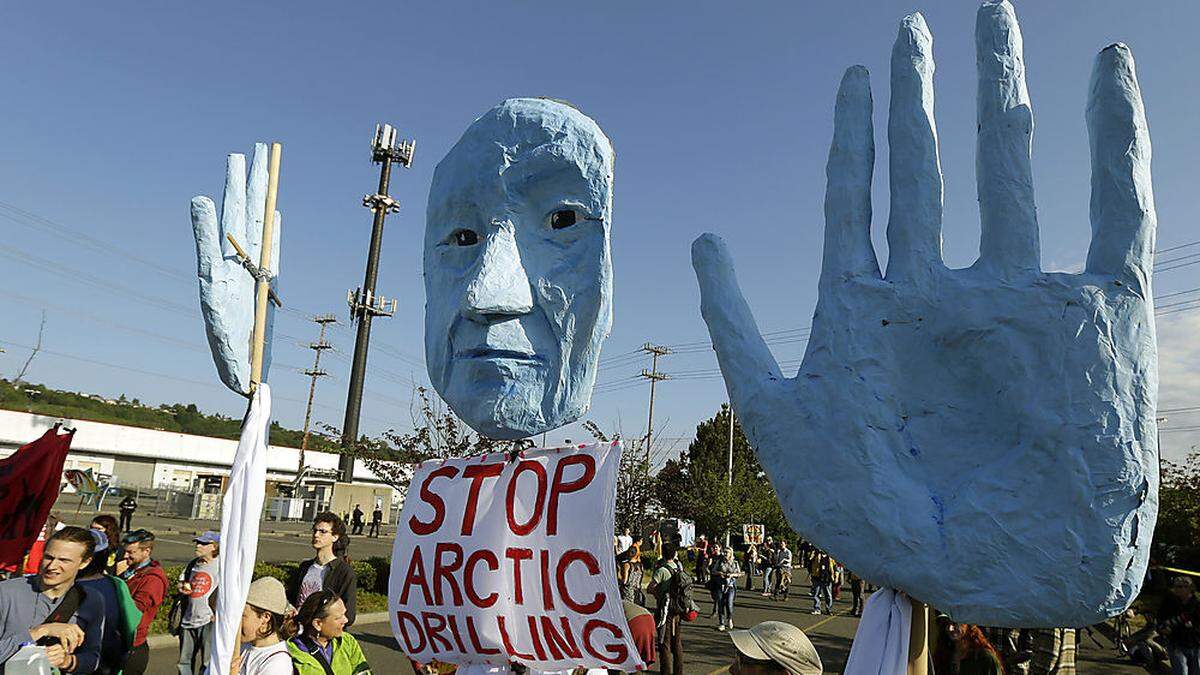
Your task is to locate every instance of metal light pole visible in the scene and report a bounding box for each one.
[339,124,414,481]
[726,404,734,547]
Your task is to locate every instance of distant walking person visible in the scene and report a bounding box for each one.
[119,495,137,531]
[289,513,357,626]
[368,506,383,538]
[350,505,364,536]
[177,531,220,675]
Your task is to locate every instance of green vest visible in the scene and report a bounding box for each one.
[287,633,371,675]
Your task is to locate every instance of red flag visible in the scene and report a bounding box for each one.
[0,426,74,568]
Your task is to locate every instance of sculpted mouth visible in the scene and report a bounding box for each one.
[456,347,543,362]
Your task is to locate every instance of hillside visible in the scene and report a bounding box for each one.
[0,378,340,451]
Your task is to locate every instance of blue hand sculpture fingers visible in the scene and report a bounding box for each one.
[219,153,248,259]
[821,66,880,288]
[692,234,783,404]
[975,0,1039,277]
[885,13,944,282]
[244,143,270,264]
[190,196,220,281]
[1084,44,1155,291]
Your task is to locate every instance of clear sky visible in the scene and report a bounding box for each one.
[2,1,1198,464]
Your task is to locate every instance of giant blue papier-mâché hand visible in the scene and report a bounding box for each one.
[692,1,1156,627]
[190,143,282,396]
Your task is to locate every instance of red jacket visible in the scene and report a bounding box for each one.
[124,560,169,646]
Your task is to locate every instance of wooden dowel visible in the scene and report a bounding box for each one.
[249,142,282,393]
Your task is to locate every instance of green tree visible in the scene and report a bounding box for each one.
[1155,451,1200,569]
[655,404,794,542]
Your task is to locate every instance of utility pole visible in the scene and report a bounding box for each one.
[299,315,337,483]
[638,342,670,527]
[726,404,735,547]
[339,124,415,481]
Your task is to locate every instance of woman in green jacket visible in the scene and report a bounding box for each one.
[287,590,371,675]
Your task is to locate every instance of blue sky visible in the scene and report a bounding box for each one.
[2,2,1198,463]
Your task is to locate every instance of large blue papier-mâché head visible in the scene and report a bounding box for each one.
[424,98,614,439]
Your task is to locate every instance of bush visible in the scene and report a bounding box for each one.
[351,561,376,594]
[253,561,295,587]
[640,551,660,569]
[361,556,391,593]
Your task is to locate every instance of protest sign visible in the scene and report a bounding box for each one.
[389,441,643,672]
[742,524,764,545]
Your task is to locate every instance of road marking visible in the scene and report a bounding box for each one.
[703,611,847,675]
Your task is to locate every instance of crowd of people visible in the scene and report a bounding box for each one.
[0,510,367,675]
[4,511,1199,675]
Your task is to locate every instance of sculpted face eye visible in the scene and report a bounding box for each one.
[549,209,579,230]
[453,229,479,246]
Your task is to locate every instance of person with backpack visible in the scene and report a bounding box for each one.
[229,578,297,675]
[647,543,695,675]
[119,530,168,675]
[0,526,105,674]
[176,531,220,675]
[287,590,370,675]
[78,529,142,675]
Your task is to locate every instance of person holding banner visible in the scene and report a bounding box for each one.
[287,591,369,675]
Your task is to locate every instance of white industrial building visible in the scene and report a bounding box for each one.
[0,408,402,518]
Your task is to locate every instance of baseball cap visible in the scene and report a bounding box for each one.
[245,577,293,616]
[194,531,220,544]
[729,621,822,675]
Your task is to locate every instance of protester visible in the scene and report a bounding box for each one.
[744,543,759,592]
[350,505,364,536]
[118,495,137,532]
[20,514,63,577]
[1027,628,1075,675]
[808,552,833,614]
[760,539,776,598]
[847,570,864,617]
[78,529,141,675]
[706,543,724,617]
[694,536,709,586]
[616,528,633,556]
[0,526,104,674]
[727,621,822,675]
[287,591,369,675]
[369,506,383,538]
[980,626,1030,675]
[1157,576,1200,674]
[177,531,220,675]
[712,546,743,631]
[230,578,297,675]
[648,543,688,675]
[772,541,792,601]
[120,529,169,675]
[934,618,1005,675]
[290,513,357,626]
[616,535,643,603]
[89,516,121,575]
[622,599,657,670]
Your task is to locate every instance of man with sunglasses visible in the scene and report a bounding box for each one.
[120,529,168,675]
[288,513,357,626]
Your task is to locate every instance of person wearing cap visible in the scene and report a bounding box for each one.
[120,529,168,675]
[78,529,142,675]
[1157,576,1200,674]
[177,531,221,675]
[727,621,823,675]
[230,578,298,675]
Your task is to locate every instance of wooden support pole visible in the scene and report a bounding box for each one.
[908,598,930,675]
[249,142,282,393]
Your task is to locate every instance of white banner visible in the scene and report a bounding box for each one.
[208,384,271,675]
[389,441,642,672]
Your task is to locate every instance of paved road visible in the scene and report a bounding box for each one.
[57,507,1142,673]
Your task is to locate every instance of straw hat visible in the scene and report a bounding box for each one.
[728,621,822,675]
[245,577,293,616]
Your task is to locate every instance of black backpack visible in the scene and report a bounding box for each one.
[666,561,698,619]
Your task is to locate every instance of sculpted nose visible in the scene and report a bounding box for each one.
[462,227,534,321]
